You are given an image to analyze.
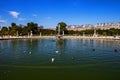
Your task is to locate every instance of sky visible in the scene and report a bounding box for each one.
[0,0,120,28]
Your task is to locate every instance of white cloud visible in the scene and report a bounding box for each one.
[18,18,26,21]
[32,14,37,17]
[9,11,20,18]
[0,19,6,23]
[46,17,52,19]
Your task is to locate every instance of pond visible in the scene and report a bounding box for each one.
[0,38,120,80]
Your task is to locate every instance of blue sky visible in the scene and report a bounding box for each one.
[0,0,120,28]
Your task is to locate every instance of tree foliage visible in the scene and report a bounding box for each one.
[1,22,120,36]
[7,22,38,36]
[56,22,67,34]
[0,22,56,36]
[0,27,9,35]
[68,28,120,36]
[27,22,38,34]
[40,29,56,35]
[9,22,20,36]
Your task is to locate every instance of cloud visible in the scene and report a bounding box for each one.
[46,17,52,19]
[32,14,37,17]
[0,19,6,23]
[18,18,26,21]
[9,11,20,18]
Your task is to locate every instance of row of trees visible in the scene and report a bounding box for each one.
[0,22,120,36]
[56,22,120,36]
[0,22,56,36]
[0,22,38,36]
[79,28,120,36]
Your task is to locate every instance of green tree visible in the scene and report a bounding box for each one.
[11,22,16,27]
[22,26,29,35]
[68,30,76,35]
[9,22,18,36]
[9,22,23,36]
[102,32,107,36]
[40,29,56,36]
[27,22,38,34]
[0,26,9,35]
[56,22,67,35]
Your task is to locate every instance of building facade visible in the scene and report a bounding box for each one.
[96,22,120,30]
[67,22,120,31]
[67,24,94,31]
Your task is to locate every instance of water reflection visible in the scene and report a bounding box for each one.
[5,39,40,61]
[56,39,66,52]
[0,39,120,66]
[56,39,63,46]
[0,39,120,80]
[26,39,39,49]
[55,39,67,62]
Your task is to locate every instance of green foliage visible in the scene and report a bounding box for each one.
[0,27,9,35]
[0,22,56,36]
[40,29,56,35]
[56,22,67,34]
[57,27,118,36]
[96,28,120,36]
[9,23,20,36]
[22,26,29,35]
[1,22,120,36]
[11,22,16,27]
[27,22,38,34]
[102,32,107,36]
[1,22,39,36]
[67,30,75,35]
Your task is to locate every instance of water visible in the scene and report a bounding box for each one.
[0,38,120,80]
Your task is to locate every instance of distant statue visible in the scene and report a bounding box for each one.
[40,32,41,36]
[58,24,60,36]
[93,28,97,37]
[30,31,33,37]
